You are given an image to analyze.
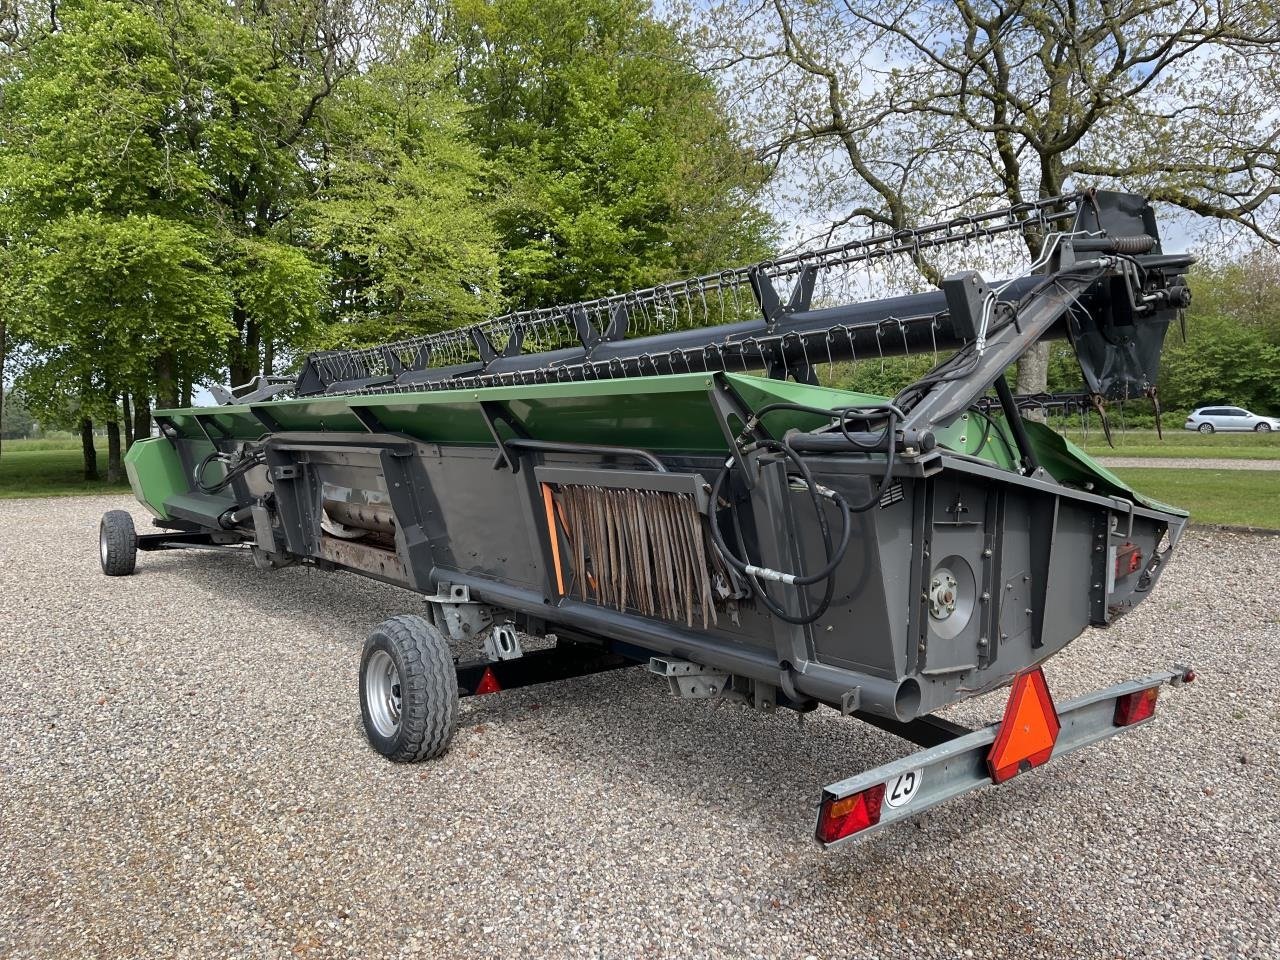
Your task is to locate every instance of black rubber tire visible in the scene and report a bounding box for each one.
[99,510,137,576]
[359,615,457,762]
[1255,423,1272,432]
[1198,422,1214,434]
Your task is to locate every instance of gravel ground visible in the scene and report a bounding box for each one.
[1096,457,1280,471]
[1,495,1277,960]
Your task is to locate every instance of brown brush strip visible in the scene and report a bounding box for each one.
[550,485,718,627]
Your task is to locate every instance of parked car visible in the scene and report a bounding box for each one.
[1184,406,1280,433]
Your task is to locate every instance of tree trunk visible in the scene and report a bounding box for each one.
[156,351,179,408]
[80,417,99,481]
[1015,343,1051,421]
[180,379,192,409]
[264,337,275,377]
[106,418,123,483]
[133,397,152,442]
[244,317,261,384]
[229,303,252,386]
[1012,162,1066,409]
[122,393,134,448]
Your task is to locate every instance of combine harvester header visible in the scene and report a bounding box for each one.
[110,189,1195,846]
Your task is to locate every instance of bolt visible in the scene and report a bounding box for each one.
[983,548,992,558]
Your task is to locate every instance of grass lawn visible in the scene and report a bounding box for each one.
[1057,427,1280,460]
[1113,468,1280,529]
[0,438,132,499]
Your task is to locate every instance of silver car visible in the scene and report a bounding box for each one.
[1184,405,1280,433]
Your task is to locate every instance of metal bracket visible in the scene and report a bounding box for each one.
[484,623,525,661]
[648,657,729,699]
[478,400,530,472]
[706,372,768,489]
[425,582,498,641]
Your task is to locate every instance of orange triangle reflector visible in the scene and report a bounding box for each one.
[986,667,1061,784]
[475,667,502,696]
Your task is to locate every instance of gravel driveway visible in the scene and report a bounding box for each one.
[1,496,1277,960]
[1096,457,1280,471]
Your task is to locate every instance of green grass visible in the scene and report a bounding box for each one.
[1056,427,1280,460]
[0,442,131,499]
[1,435,86,452]
[1112,468,1280,528]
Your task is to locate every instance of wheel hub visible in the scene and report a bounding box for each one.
[929,569,959,620]
[365,650,403,738]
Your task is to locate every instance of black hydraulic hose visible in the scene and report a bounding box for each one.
[730,493,836,626]
[969,406,1018,465]
[751,400,899,452]
[710,444,851,586]
[706,439,853,625]
[194,451,265,494]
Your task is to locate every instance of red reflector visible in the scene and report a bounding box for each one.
[816,783,886,844]
[1114,686,1159,726]
[475,667,502,695]
[986,667,1061,784]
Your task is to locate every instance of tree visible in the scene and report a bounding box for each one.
[1185,246,1280,345]
[151,0,356,384]
[0,0,231,475]
[699,0,1280,395]
[1159,313,1280,414]
[9,213,233,478]
[308,52,502,347]
[0,384,35,440]
[0,0,344,477]
[447,0,774,308]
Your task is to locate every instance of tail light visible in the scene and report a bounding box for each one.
[1114,686,1159,726]
[816,783,886,843]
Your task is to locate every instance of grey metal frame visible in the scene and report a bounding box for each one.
[816,666,1192,847]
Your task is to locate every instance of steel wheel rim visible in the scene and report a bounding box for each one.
[100,524,109,567]
[365,649,402,738]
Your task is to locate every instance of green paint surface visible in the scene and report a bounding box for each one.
[152,372,1176,510]
[124,437,190,519]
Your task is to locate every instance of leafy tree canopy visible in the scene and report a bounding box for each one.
[448,0,774,306]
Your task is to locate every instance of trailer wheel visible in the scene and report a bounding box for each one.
[99,510,137,576]
[359,615,458,762]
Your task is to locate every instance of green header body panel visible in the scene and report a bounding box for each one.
[151,372,1181,514]
[124,437,191,519]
